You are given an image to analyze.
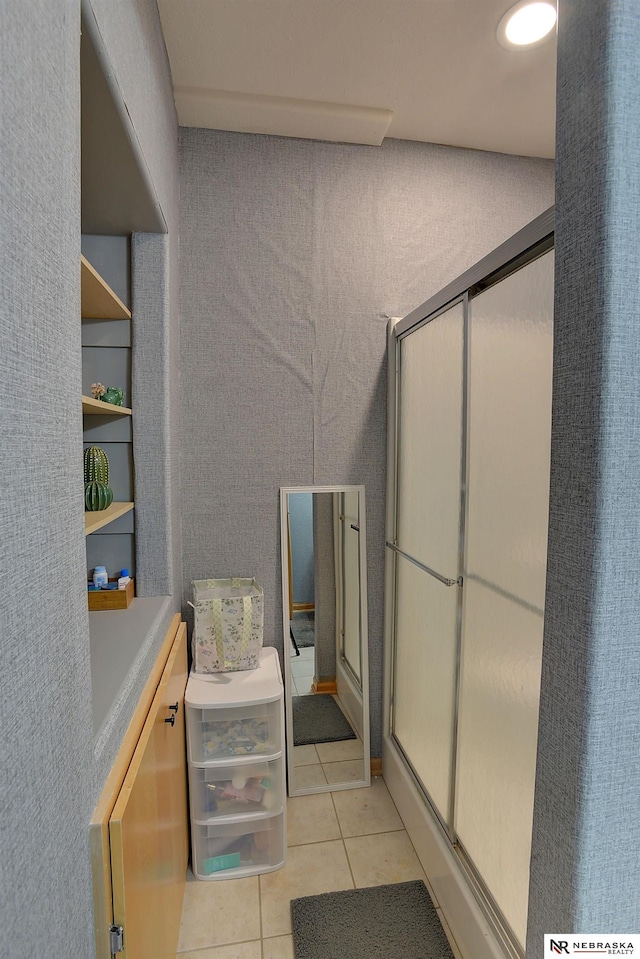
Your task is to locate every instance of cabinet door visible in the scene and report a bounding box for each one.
[109,625,188,959]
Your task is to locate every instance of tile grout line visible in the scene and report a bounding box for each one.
[330,789,358,891]
[329,790,344,842]
[258,872,264,959]
[290,826,407,848]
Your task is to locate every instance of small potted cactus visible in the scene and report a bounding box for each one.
[84,445,114,511]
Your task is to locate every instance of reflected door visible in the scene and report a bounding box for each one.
[340,490,361,684]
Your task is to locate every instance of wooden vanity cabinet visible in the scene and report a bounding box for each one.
[90,615,188,959]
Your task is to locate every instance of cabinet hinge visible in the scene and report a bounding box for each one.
[109,924,124,955]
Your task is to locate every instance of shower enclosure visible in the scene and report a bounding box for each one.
[383,209,554,959]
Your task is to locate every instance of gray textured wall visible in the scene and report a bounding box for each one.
[0,1,93,955]
[527,0,640,947]
[0,1,180,956]
[178,129,554,757]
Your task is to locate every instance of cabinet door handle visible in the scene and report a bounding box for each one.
[168,702,179,713]
[164,714,176,726]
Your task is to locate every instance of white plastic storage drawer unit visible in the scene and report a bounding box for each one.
[185,646,286,880]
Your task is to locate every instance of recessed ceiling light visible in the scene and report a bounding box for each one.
[497,0,557,49]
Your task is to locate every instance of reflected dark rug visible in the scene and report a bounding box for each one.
[290,611,315,648]
[292,694,356,746]
[291,881,454,959]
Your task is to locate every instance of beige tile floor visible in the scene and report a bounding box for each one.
[176,777,463,959]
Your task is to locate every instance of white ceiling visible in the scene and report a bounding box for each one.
[157,0,556,159]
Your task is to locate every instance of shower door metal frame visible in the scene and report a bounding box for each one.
[383,206,555,959]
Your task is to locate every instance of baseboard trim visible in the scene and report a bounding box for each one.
[312,679,337,694]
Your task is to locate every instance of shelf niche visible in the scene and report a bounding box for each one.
[81,5,169,743]
[81,244,134,586]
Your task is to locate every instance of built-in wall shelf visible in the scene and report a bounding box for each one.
[81,254,131,320]
[81,253,135,541]
[82,395,132,416]
[85,502,134,535]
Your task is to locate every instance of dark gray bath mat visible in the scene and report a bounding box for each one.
[290,611,315,648]
[292,694,356,746]
[291,881,454,959]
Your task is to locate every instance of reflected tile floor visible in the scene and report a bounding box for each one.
[289,646,315,697]
[292,738,365,789]
[289,643,366,785]
[176,777,463,959]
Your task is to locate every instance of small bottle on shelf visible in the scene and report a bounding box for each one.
[93,565,108,588]
[117,569,131,590]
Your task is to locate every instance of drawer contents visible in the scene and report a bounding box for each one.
[189,758,284,821]
[203,716,269,757]
[192,815,284,879]
[187,699,281,763]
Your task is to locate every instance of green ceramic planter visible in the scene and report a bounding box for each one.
[84,446,114,512]
[100,386,124,406]
[84,480,113,511]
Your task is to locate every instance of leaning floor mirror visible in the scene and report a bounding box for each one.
[280,486,370,796]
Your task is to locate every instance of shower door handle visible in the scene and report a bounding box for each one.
[385,542,461,587]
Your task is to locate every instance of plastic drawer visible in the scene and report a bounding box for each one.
[187,699,281,764]
[189,756,284,822]
[191,813,285,879]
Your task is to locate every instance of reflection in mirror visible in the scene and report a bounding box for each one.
[280,486,370,795]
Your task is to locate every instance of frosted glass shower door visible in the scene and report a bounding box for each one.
[396,302,464,575]
[391,302,464,823]
[393,555,460,819]
[454,251,554,947]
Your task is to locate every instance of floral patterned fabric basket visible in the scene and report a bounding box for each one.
[191,577,264,673]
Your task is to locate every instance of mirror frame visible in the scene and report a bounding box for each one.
[280,485,371,795]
